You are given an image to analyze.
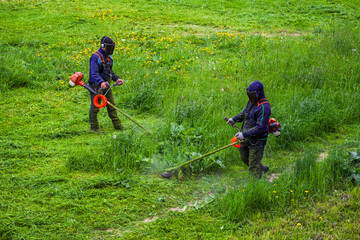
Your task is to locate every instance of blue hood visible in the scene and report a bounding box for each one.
[247,81,265,99]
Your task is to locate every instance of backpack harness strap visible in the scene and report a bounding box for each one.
[257,98,270,107]
[94,51,110,69]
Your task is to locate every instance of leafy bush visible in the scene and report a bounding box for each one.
[124,81,161,112]
[171,100,205,126]
[348,150,360,186]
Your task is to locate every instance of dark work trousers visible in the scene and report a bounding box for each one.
[239,139,267,178]
[89,88,122,130]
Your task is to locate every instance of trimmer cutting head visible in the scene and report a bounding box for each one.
[161,172,171,179]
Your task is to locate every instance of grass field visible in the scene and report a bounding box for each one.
[1,0,360,239]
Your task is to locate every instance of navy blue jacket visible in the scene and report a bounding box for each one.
[232,99,271,140]
[88,48,119,86]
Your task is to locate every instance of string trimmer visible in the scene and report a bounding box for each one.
[161,117,243,179]
[161,116,282,179]
[69,72,152,134]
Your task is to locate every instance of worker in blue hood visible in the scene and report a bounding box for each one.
[227,81,271,178]
[88,36,124,132]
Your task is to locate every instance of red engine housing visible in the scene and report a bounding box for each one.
[70,72,85,86]
[268,118,281,133]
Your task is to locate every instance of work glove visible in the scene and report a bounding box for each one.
[116,79,124,86]
[272,131,280,137]
[235,132,244,140]
[227,118,235,126]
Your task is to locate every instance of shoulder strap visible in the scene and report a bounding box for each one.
[257,98,270,107]
[94,51,105,63]
[94,51,111,70]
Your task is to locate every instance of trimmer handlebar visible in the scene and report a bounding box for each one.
[104,82,118,96]
[225,116,241,132]
[105,82,117,88]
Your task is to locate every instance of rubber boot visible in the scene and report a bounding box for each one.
[261,164,269,174]
[108,108,123,130]
[89,107,100,131]
[105,89,123,130]
[114,124,124,130]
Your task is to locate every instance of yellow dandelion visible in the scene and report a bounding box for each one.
[297,223,301,226]
[273,191,277,194]
[319,217,323,221]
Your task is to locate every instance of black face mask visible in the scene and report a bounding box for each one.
[246,89,257,104]
[104,43,115,56]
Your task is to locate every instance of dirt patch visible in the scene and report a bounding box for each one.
[167,24,305,38]
[267,173,280,183]
[259,32,302,37]
[143,216,159,223]
[166,24,214,36]
[167,199,198,212]
[103,229,127,237]
[317,152,329,162]
[168,207,185,212]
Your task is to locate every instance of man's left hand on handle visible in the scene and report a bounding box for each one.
[116,79,123,86]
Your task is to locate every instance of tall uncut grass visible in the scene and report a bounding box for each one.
[218,148,357,222]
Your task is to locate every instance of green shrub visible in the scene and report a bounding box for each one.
[124,81,161,112]
[171,100,205,126]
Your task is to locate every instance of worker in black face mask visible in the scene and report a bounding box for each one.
[227,81,271,178]
[88,36,124,132]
